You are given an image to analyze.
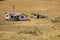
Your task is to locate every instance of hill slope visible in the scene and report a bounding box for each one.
[0,0,60,40]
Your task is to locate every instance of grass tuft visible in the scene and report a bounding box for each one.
[51,17,60,23]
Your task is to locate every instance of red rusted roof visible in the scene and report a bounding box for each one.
[31,13,39,16]
[7,12,27,16]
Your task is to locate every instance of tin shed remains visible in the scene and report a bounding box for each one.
[5,12,28,21]
[31,13,47,19]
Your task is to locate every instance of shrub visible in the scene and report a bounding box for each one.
[17,26,42,36]
[56,34,60,37]
[51,17,60,23]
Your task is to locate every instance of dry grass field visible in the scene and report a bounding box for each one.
[0,0,60,40]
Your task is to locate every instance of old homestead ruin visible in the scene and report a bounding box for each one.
[5,12,28,21]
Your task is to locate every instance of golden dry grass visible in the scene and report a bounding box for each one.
[0,0,60,40]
